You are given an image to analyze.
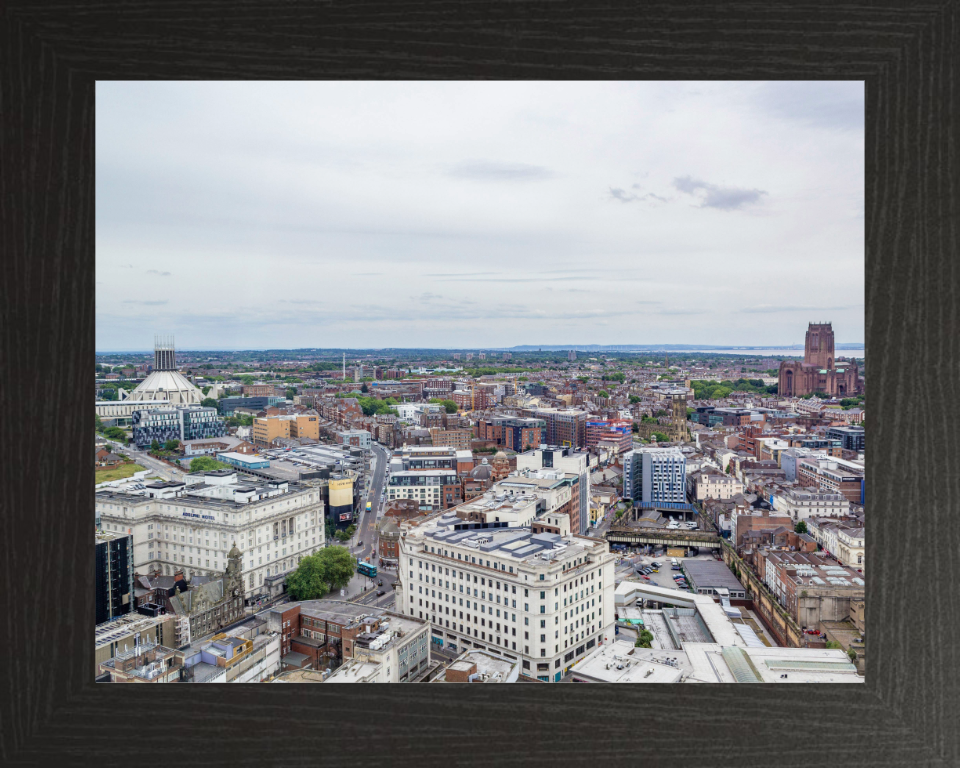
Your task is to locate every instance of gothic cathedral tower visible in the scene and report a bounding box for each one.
[803,322,836,370]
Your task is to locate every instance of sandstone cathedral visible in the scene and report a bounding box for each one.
[777,323,862,397]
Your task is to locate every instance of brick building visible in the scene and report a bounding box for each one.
[242,384,280,397]
[476,416,545,452]
[378,517,400,564]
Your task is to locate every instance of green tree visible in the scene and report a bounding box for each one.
[201,397,219,409]
[150,439,161,452]
[598,390,610,398]
[189,456,233,473]
[318,546,357,589]
[629,396,641,404]
[240,375,255,386]
[651,432,669,442]
[100,387,118,401]
[795,520,808,534]
[635,629,654,648]
[95,414,105,433]
[163,439,180,451]
[360,382,369,393]
[285,388,297,400]
[847,648,857,662]
[825,640,842,650]
[103,426,126,441]
[285,554,332,600]
[346,524,357,537]
[201,386,211,395]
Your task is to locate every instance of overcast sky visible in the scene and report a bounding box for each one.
[96,81,864,351]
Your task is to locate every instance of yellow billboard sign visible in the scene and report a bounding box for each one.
[329,477,354,508]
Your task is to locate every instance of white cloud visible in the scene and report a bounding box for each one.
[96,81,864,349]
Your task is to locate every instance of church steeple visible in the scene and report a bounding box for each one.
[224,542,244,599]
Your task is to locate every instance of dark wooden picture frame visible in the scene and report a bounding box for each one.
[2,2,956,766]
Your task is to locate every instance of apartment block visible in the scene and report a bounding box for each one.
[585,420,633,453]
[386,469,463,511]
[476,416,545,452]
[531,408,589,449]
[516,447,591,536]
[131,405,227,448]
[825,425,865,452]
[337,428,372,451]
[623,447,687,506]
[428,428,473,451]
[797,456,865,505]
[252,414,320,447]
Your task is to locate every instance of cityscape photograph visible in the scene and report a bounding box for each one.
[95,81,865,684]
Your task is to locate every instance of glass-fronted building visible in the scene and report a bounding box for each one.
[131,405,227,448]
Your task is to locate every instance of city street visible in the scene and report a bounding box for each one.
[352,442,390,564]
[102,439,185,482]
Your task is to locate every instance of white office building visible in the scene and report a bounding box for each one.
[95,470,325,603]
[773,487,850,521]
[397,508,616,682]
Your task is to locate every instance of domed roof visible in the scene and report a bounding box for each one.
[128,369,203,405]
[227,542,242,560]
[471,463,493,480]
[494,450,508,460]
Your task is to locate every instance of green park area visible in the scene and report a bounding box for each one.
[95,463,146,484]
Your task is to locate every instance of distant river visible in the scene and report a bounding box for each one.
[680,348,865,359]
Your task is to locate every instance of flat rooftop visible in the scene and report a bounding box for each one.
[681,559,746,592]
[325,660,380,683]
[434,650,518,683]
[417,514,603,565]
[290,600,385,628]
[683,644,863,683]
[569,641,687,683]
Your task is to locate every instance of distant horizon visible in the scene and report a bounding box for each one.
[95,342,865,354]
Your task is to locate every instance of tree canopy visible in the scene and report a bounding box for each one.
[429,398,458,413]
[356,396,399,416]
[200,397,219,409]
[189,456,233,473]
[285,547,357,600]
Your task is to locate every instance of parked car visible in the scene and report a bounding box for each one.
[376,590,386,597]
[640,575,651,581]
